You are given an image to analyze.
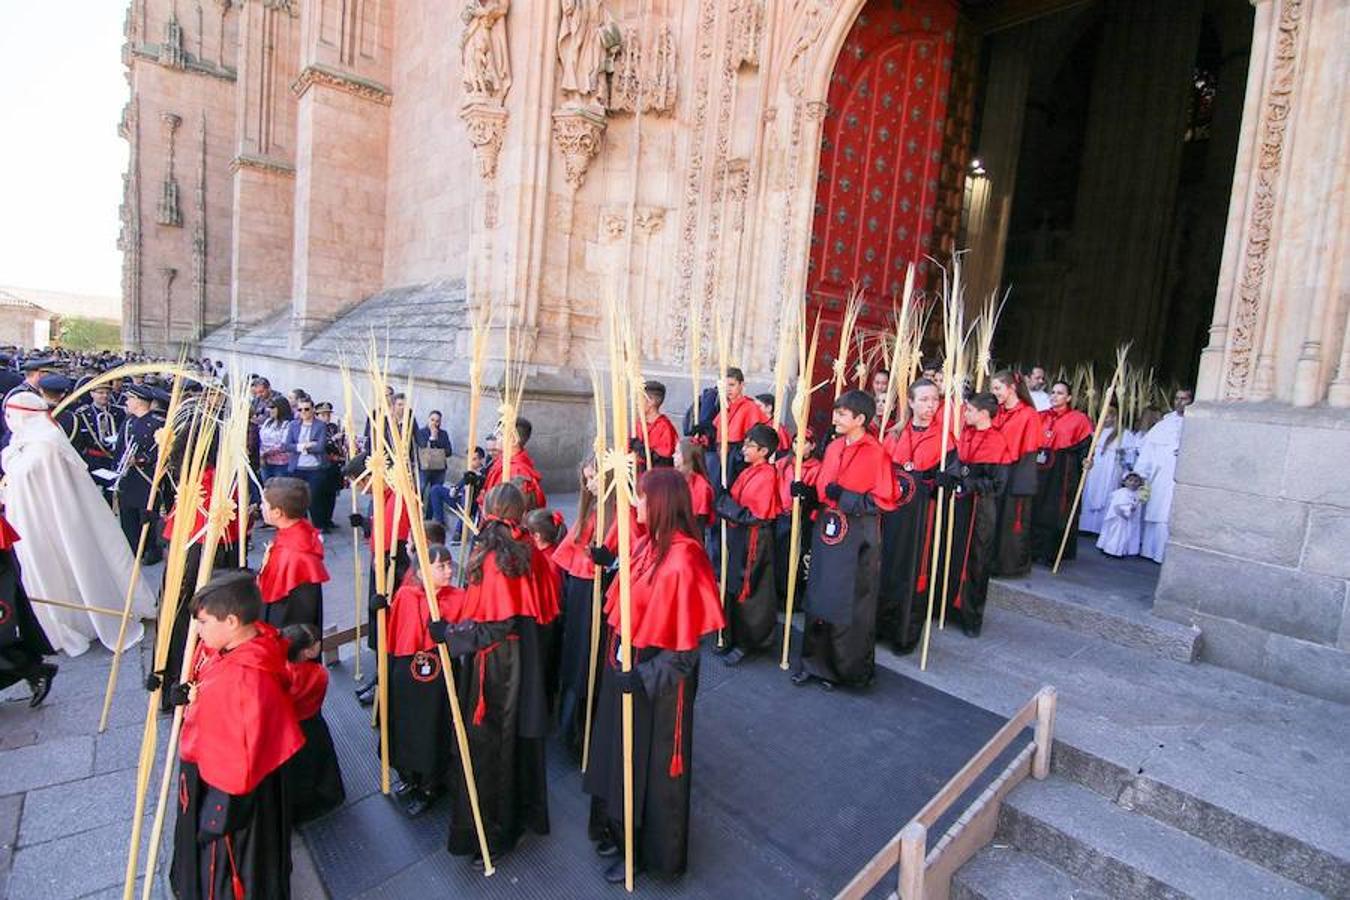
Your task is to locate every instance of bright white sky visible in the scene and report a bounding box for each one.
[0,1,128,298]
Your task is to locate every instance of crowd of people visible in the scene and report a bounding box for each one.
[0,344,1191,895]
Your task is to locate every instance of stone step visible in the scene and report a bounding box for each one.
[996,777,1325,900]
[988,563,1200,663]
[951,844,1107,900]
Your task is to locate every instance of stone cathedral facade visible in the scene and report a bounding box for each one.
[120,0,1347,700]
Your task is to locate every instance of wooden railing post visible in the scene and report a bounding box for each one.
[898,821,926,900]
[1033,686,1057,780]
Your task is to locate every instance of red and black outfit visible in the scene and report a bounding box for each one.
[359,489,413,651]
[773,453,821,606]
[992,401,1041,576]
[158,466,247,712]
[713,460,781,656]
[796,432,899,687]
[284,656,346,822]
[945,427,1012,634]
[583,531,725,877]
[171,624,303,900]
[552,511,601,756]
[258,519,329,630]
[685,470,716,537]
[385,582,464,795]
[1031,407,1094,565]
[0,515,54,695]
[878,419,956,654]
[442,529,560,860]
[711,395,768,488]
[633,413,679,468]
[480,448,547,510]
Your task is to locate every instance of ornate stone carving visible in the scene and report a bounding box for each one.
[119,97,143,347]
[786,0,831,97]
[726,158,751,229]
[461,102,509,181]
[229,154,296,176]
[729,0,764,69]
[551,107,607,190]
[157,113,183,227]
[558,0,622,112]
[635,206,665,236]
[160,267,178,344]
[159,12,187,69]
[600,211,627,241]
[461,0,511,102]
[1225,0,1304,400]
[292,64,393,106]
[610,23,677,115]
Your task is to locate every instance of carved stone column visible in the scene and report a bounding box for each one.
[551,108,608,191]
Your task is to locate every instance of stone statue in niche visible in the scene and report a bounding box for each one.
[461,0,511,101]
[558,0,621,110]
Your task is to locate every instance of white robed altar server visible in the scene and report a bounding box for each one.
[0,392,156,655]
[1132,396,1189,564]
[1096,475,1144,558]
[1079,415,1124,533]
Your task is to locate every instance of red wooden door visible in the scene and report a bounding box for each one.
[807,0,958,433]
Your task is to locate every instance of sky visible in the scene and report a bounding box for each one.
[0,1,129,299]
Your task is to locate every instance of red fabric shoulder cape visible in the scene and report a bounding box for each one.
[816,433,898,511]
[959,427,1013,464]
[458,543,561,626]
[717,395,768,443]
[732,461,781,519]
[605,532,725,651]
[481,449,547,509]
[161,465,249,545]
[637,414,679,459]
[686,471,715,519]
[1041,408,1094,450]
[892,421,953,470]
[388,583,465,655]
[552,511,597,580]
[775,456,821,509]
[286,659,328,721]
[180,623,303,795]
[995,402,1041,457]
[258,519,330,603]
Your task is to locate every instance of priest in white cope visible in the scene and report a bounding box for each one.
[1131,389,1193,563]
[0,391,156,655]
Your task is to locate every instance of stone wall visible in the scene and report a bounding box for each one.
[1155,403,1350,703]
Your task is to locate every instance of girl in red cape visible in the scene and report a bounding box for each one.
[170,570,303,900]
[1030,380,1095,565]
[583,468,725,885]
[774,426,820,610]
[433,483,558,866]
[281,623,346,823]
[382,544,463,817]
[990,369,1041,576]
[674,437,716,539]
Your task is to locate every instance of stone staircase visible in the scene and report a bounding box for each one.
[879,586,1348,899]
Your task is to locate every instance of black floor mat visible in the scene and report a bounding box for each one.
[304,641,1027,899]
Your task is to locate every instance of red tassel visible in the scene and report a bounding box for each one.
[1012,498,1024,534]
[225,836,245,900]
[915,497,936,592]
[953,509,978,611]
[209,843,217,900]
[737,526,759,603]
[669,680,685,778]
[473,645,491,725]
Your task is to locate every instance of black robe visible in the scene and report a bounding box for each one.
[0,547,52,690]
[715,492,778,654]
[949,458,1008,631]
[994,453,1036,577]
[290,713,346,823]
[445,616,550,858]
[158,542,236,713]
[171,762,292,900]
[797,505,883,686]
[877,468,940,653]
[260,582,324,631]
[583,644,701,878]
[557,572,600,756]
[387,648,456,790]
[1031,438,1091,564]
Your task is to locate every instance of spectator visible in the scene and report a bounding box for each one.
[284,398,331,530]
[259,396,294,486]
[427,446,486,540]
[414,410,453,500]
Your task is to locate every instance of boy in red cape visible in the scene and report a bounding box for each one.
[477,417,547,511]
[431,483,559,866]
[713,423,782,666]
[631,380,679,469]
[382,544,463,817]
[941,393,1012,637]
[990,370,1041,576]
[792,390,898,690]
[583,468,725,884]
[877,378,955,655]
[170,570,303,900]
[258,477,329,629]
[1030,380,1094,565]
[700,366,767,489]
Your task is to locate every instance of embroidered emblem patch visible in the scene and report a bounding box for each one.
[0,598,11,626]
[411,650,441,683]
[820,509,849,546]
[895,470,918,507]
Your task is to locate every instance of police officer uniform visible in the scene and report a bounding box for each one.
[115,384,166,564]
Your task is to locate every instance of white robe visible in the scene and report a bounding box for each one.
[1,401,156,655]
[1132,413,1184,563]
[1029,389,1051,412]
[1079,426,1123,533]
[1096,486,1142,557]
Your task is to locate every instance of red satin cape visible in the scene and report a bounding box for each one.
[257,519,330,603]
